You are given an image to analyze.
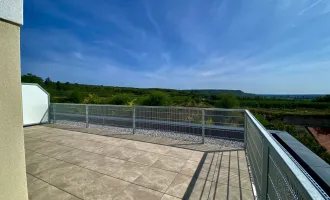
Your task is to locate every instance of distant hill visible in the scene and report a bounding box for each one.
[182,89,254,96]
[259,94,326,100]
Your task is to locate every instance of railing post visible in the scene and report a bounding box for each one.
[53,104,56,124]
[244,110,247,149]
[86,104,89,128]
[132,106,136,134]
[202,109,205,144]
[261,141,270,200]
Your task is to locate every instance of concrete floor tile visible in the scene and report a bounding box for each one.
[113,161,149,182]
[104,146,144,161]
[189,151,204,162]
[228,186,240,200]
[179,160,199,177]
[185,178,212,200]
[32,143,73,159]
[27,174,49,194]
[161,194,181,200]
[165,174,192,198]
[239,170,252,191]
[143,143,171,154]
[133,167,177,192]
[163,148,193,159]
[82,175,130,200]
[26,155,65,175]
[29,182,80,200]
[36,163,103,198]
[113,184,163,200]
[152,155,186,172]
[25,140,52,151]
[212,166,229,185]
[208,183,228,200]
[129,152,161,165]
[242,188,254,200]
[228,168,240,188]
[217,154,229,168]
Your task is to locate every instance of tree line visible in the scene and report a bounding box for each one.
[21,73,330,110]
[22,73,330,164]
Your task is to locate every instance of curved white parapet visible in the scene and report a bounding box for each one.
[22,83,50,126]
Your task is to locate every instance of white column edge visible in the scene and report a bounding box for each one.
[0,0,23,25]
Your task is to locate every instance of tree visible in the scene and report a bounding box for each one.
[67,90,83,103]
[215,94,240,108]
[44,77,52,86]
[108,94,131,105]
[141,91,172,106]
[84,94,100,104]
[314,95,330,102]
[21,73,44,86]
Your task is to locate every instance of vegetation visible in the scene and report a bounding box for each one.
[22,73,330,164]
[21,73,330,112]
[255,114,330,164]
[313,95,330,102]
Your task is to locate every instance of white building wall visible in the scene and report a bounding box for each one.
[0,0,23,25]
[22,83,50,126]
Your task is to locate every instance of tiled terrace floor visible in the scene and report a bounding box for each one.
[24,126,254,200]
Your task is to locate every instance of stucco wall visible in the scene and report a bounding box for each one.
[0,20,28,200]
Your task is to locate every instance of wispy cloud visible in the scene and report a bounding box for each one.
[21,0,330,94]
[145,2,162,38]
[298,0,324,15]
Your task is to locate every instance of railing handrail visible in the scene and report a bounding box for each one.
[51,103,246,112]
[245,110,325,199]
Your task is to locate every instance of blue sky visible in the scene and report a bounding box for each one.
[21,0,330,94]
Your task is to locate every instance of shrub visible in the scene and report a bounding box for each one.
[215,94,240,108]
[84,94,101,104]
[108,94,131,105]
[141,91,172,106]
[67,90,83,103]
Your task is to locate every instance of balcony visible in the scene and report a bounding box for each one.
[23,99,329,199]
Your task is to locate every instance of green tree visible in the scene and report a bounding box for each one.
[215,94,240,108]
[84,94,100,104]
[141,91,172,106]
[108,94,131,105]
[21,73,44,86]
[314,95,330,102]
[67,90,83,103]
[44,77,52,86]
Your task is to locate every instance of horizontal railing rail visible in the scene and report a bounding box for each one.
[245,110,326,200]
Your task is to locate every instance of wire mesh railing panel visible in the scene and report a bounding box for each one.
[245,110,325,200]
[88,105,133,128]
[267,147,311,200]
[135,106,203,135]
[51,103,86,124]
[246,116,264,196]
[204,109,244,140]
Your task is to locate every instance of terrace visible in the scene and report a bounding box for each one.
[25,125,251,200]
[1,3,329,199]
[21,84,330,200]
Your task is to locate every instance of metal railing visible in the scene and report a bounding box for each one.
[48,103,327,199]
[50,103,245,142]
[245,110,326,200]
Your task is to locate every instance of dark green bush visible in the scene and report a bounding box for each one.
[108,94,131,105]
[215,94,240,108]
[141,91,172,106]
